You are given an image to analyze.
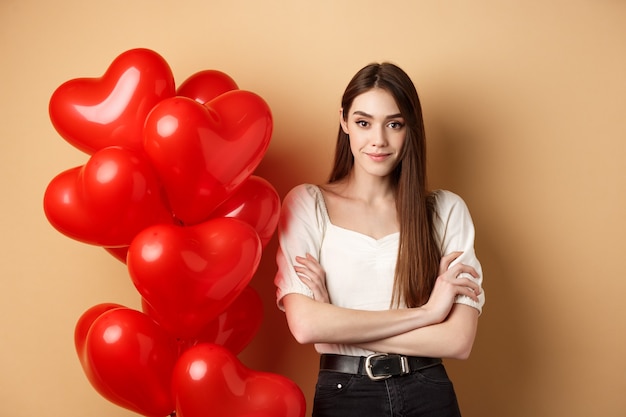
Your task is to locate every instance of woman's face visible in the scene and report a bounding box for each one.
[340,88,406,179]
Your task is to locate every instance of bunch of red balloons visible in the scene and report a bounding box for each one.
[43,48,305,417]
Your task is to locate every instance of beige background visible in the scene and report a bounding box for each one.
[1,1,625,416]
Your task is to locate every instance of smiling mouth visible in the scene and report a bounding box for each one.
[366,153,391,161]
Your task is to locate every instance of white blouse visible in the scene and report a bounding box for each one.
[274,184,485,356]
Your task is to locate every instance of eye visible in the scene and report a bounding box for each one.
[388,121,404,129]
[356,120,369,128]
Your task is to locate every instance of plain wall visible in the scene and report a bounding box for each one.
[1,1,625,416]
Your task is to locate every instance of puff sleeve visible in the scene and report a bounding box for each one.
[433,190,486,314]
[274,184,328,310]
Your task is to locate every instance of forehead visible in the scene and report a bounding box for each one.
[348,88,401,117]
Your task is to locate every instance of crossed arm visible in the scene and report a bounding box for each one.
[282,252,481,360]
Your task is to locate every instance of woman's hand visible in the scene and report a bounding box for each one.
[422,251,481,324]
[294,253,329,303]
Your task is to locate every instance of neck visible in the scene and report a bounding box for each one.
[340,170,395,203]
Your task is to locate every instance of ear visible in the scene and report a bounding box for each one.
[339,108,349,134]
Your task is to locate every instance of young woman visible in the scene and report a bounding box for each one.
[274,63,485,417]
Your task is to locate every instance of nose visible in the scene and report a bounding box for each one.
[372,125,388,147]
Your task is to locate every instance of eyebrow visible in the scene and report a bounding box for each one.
[352,110,403,119]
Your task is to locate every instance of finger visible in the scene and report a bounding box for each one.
[299,276,325,300]
[456,290,479,303]
[294,265,310,275]
[449,263,479,278]
[296,268,325,289]
[439,251,463,274]
[298,273,316,289]
[461,286,480,302]
[297,260,324,277]
[297,275,320,301]
[295,254,317,262]
[294,263,321,277]
[297,253,319,263]
[455,277,481,295]
[442,251,463,261]
[296,271,310,283]
[440,251,463,266]
[296,254,320,268]
[295,264,319,277]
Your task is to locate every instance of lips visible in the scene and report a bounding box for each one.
[366,152,392,161]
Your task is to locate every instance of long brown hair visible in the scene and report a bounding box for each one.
[328,63,440,308]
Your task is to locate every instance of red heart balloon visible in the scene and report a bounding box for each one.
[172,344,306,417]
[80,307,178,417]
[211,175,280,247]
[143,91,273,225]
[127,217,262,339]
[177,69,239,104]
[75,303,125,365]
[49,48,175,154]
[104,246,129,264]
[43,146,173,247]
[170,285,264,355]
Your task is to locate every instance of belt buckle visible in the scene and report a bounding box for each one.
[365,353,411,381]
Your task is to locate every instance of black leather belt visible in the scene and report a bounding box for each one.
[320,353,442,381]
